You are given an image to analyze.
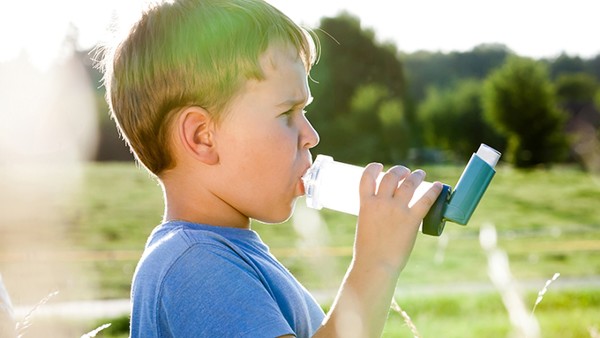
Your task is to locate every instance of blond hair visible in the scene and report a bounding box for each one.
[98,0,317,175]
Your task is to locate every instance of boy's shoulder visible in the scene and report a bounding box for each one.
[134,221,277,286]
[140,221,260,269]
[132,221,266,310]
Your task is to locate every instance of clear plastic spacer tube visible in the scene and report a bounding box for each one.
[302,155,434,216]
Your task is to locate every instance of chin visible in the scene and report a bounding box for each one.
[255,199,297,225]
[258,211,294,225]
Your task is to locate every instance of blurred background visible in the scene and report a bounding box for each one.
[0,0,599,337]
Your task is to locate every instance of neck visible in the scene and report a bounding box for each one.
[159,172,251,230]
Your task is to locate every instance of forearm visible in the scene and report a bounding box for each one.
[311,164,441,338]
[312,258,401,338]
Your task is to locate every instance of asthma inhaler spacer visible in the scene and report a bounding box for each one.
[302,144,501,236]
[302,155,452,234]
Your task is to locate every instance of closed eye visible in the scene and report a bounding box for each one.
[279,109,294,119]
[279,109,308,127]
[277,96,313,118]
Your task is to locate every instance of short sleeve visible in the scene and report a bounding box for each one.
[157,243,296,338]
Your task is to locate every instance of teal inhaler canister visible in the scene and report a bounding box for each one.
[443,144,500,225]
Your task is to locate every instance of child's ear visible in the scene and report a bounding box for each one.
[177,107,219,165]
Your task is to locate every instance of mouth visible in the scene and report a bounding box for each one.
[298,162,313,196]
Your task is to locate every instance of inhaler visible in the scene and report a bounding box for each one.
[302,144,501,236]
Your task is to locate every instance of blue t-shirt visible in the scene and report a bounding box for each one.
[130,221,325,337]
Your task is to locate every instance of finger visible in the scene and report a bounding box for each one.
[378,165,410,197]
[359,162,383,198]
[394,169,426,200]
[411,181,444,217]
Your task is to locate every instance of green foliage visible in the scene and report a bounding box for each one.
[378,98,409,161]
[62,28,599,167]
[555,72,598,103]
[308,13,408,164]
[402,44,512,102]
[587,54,600,81]
[483,56,569,167]
[386,289,600,338]
[547,52,587,79]
[418,79,505,158]
[343,84,410,161]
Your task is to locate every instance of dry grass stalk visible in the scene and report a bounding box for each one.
[16,290,59,338]
[390,297,421,338]
[1,274,16,337]
[479,223,540,338]
[80,323,112,338]
[531,272,560,315]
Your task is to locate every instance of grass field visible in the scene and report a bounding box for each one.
[3,161,600,337]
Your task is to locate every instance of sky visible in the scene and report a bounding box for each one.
[0,0,599,69]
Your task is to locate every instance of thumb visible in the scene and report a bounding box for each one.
[359,163,383,198]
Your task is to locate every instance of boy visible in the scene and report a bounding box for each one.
[99,0,442,337]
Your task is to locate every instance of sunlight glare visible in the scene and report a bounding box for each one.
[0,0,148,70]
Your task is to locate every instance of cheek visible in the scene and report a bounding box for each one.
[251,123,298,158]
[221,120,298,178]
[247,133,299,196]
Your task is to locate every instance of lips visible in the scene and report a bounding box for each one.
[298,162,312,196]
[298,178,306,196]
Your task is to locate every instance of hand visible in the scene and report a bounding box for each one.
[354,163,443,273]
[313,165,442,338]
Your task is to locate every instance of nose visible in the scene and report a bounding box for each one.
[300,115,320,149]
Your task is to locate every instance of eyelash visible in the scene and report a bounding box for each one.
[282,109,306,118]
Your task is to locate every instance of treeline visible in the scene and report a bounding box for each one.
[307,13,600,170]
[6,12,598,170]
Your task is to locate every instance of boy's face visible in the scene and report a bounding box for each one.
[210,43,319,224]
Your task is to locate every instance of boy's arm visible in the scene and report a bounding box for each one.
[310,163,443,338]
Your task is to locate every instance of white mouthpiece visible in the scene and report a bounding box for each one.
[476,144,501,168]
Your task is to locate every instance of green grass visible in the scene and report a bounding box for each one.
[70,164,163,251]
[14,161,599,337]
[384,288,600,338]
[90,288,599,338]
[69,162,600,290]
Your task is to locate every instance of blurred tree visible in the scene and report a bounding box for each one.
[555,73,598,104]
[555,73,599,132]
[402,51,454,103]
[547,53,586,79]
[345,84,387,160]
[342,84,409,162]
[75,49,133,162]
[402,44,511,102]
[309,12,407,164]
[554,73,600,170]
[402,44,511,152]
[71,19,600,164]
[483,56,569,167]
[418,79,505,159]
[377,96,409,162]
[586,54,600,81]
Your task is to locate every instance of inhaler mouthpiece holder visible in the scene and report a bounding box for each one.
[303,144,501,236]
